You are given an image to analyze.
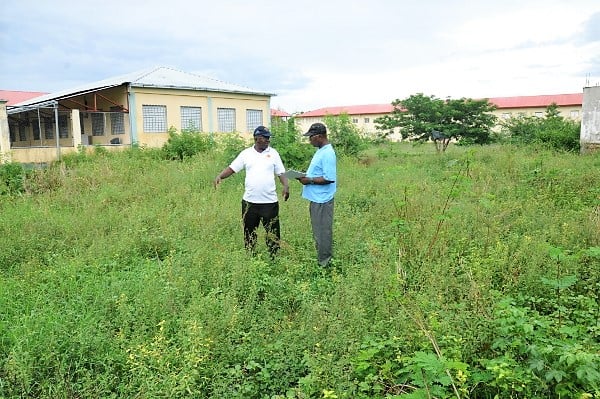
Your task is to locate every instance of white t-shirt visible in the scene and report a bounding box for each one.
[229,146,285,203]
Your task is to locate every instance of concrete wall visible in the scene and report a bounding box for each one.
[581,86,600,154]
[0,100,10,163]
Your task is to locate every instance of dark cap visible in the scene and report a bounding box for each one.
[303,122,327,137]
[253,125,271,138]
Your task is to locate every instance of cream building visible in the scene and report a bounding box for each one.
[294,93,584,140]
[1,66,274,163]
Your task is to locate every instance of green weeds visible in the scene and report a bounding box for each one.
[1,143,599,398]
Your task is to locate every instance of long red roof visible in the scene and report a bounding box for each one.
[297,94,583,116]
[487,93,583,108]
[0,90,48,106]
[271,109,291,117]
[299,103,394,117]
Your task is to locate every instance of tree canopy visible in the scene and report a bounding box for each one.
[375,93,498,147]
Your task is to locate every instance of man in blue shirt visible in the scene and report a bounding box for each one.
[298,123,337,267]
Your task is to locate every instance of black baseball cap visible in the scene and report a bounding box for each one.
[253,125,272,138]
[303,122,327,136]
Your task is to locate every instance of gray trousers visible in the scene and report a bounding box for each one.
[309,198,334,266]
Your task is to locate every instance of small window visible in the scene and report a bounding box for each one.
[110,107,125,135]
[181,106,202,132]
[246,109,263,133]
[32,119,40,140]
[534,111,543,118]
[364,117,370,123]
[501,113,511,119]
[352,118,358,123]
[91,113,105,136]
[143,105,167,133]
[18,122,27,141]
[58,115,69,138]
[570,110,579,118]
[217,108,236,132]
[44,117,54,139]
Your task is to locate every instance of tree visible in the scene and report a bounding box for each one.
[323,113,367,157]
[375,93,498,149]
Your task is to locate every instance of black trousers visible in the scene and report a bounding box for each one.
[242,200,280,256]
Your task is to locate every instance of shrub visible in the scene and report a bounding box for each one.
[162,127,215,160]
[0,162,25,195]
[269,118,314,170]
[324,114,367,157]
[501,104,580,152]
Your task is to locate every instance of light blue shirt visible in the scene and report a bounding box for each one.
[302,143,336,203]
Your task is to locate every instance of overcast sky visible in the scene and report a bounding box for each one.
[1,0,599,113]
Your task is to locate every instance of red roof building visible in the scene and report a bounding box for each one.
[294,93,584,140]
[271,108,291,118]
[0,90,48,105]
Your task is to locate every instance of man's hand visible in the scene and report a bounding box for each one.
[282,187,290,201]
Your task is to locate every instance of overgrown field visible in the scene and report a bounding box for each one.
[1,143,599,398]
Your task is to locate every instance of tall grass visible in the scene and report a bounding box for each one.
[1,143,598,398]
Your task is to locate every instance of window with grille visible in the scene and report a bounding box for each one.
[58,115,69,138]
[110,108,125,134]
[9,124,16,142]
[352,118,358,123]
[91,113,105,136]
[143,105,167,132]
[181,106,202,132]
[246,109,262,133]
[19,122,27,141]
[32,119,40,140]
[364,117,370,123]
[44,117,54,139]
[217,108,236,132]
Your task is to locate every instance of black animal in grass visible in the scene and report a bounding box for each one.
[431,130,450,152]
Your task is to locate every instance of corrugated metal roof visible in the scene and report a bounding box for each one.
[487,93,583,108]
[299,103,394,117]
[0,90,48,105]
[10,66,275,107]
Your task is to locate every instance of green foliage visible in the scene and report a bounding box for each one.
[0,162,25,195]
[161,126,215,160]
[323,113,368,157]
[375,93,497,146]
[351,337,470,398]
[269,117,314,170]
[213,132,248,165]
[501,103,581,151]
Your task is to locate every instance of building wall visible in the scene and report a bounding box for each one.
[295,112,402,140]
[295,103,583,141]
[131,87,271,148]
[492,105,582,122]
[581,86,600,154]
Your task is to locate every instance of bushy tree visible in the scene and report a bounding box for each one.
[323,113,367,157]
[269,117,314,170]
[161,127,215,160]
[501,103,580,151]
[375,93,497,147]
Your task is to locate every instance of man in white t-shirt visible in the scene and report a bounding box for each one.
[214,126,289,257]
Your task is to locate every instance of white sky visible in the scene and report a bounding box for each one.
[1,0,599,113]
